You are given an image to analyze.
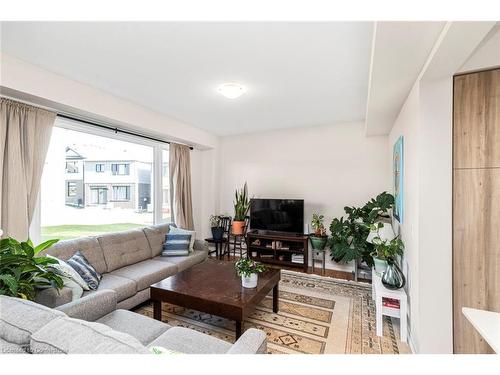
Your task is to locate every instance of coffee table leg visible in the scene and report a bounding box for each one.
[235,321,242,339]
[153,300,162,321]
[273,284,279,313]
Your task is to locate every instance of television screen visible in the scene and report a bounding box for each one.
[250,199,304,234]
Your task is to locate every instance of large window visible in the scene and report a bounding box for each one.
[111,163,130,175]
[112,185,131,201]
[36,118,170,242]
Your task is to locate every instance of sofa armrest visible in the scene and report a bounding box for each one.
[226,328,267,354]
[34,287,73,308]
[56,289,117,322]
[193,239,209,253]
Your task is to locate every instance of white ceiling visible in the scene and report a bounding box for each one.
[0,22,374,136]
[365,22,446,136]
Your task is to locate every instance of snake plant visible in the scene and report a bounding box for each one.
[233,182,250,221]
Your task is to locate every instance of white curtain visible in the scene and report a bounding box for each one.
[0,98,56,240]
[169,143,194,230]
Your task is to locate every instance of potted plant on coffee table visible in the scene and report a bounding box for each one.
[310,213,328,250]
[232,182,250,235]
[235,258,266,288]
[209,215,224,240]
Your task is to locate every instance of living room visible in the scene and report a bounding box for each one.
[1,1,500,372]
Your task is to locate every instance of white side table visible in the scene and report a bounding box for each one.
[372,268,408,343]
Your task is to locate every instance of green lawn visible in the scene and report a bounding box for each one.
[41,223,145,242]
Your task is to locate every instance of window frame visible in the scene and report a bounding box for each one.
[95,163,105,173]
[30,117,171,243]
[112,185,131,202]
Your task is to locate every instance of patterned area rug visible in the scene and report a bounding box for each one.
[134,270,411,354]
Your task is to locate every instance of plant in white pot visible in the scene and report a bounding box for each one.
[235,258,266,288]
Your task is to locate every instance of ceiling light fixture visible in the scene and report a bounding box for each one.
[216,83,247,99]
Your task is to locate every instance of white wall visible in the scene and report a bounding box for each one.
[219,122,390,272]
[0,53,220,240]
[386,23,499,354]
[388,84,421,350]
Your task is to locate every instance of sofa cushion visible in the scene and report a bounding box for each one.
[110,260,177,290]
[84,274,137,302]
[30,317,149,354]
[143,223,171,257]
[40,237,107,275]
[67,251,102,290]
[1,337,28,354]
[169,226,196,252]
[148,326,231,354]
[97,310,171,345]
[0,296,65,347]
[98,229,152,272]
[153,250,207,272]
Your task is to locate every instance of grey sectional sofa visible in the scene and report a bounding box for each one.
[0,223,268,354]
[36,223,207,309]
[0,294,267,354]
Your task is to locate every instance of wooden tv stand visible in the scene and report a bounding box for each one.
[246,230,309,272]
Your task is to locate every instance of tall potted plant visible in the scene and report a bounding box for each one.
[328,192,394,267]
[209,215,224,240]
[0,237,63,300]
[232,182,250,235]
[310,213,328,250]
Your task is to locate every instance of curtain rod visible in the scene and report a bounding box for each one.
[1,95,193,150]
[57,114,194,150]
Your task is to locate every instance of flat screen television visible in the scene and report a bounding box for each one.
[250,198,304,234]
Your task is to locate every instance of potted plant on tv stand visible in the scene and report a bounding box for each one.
[310,213,328,250]
[235,258,266,288]
[232,182,250,235]
[209,215,224,240]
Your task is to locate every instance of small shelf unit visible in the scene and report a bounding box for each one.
[246,230,309,272]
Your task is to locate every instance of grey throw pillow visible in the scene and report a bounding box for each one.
[67,251,101,290]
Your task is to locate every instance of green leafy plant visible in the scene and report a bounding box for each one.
[209,215,222,228]
[0,237,64,300]
[235,258,266,278]
[328,192,394,266]
[311,214,327,236]
[233,182,250,221]
[370,225,404,260]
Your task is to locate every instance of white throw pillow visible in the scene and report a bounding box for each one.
[169,226,195,252]
[60,276,84,301]
[46,255,90,291]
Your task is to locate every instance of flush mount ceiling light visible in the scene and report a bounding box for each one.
[216,83,247,99]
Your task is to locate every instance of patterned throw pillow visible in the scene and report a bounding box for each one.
[46,255,90,291]
[162,232,191,257]
[67,251,102,290]
[168,226,196,252]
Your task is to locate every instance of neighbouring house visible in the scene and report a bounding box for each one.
[64,147,152,211]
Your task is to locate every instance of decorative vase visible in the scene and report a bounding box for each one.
[373,257,388,276]
[310,235,328,250]
[232,221,245,235]
[211,227,224,240]
[241,273,258,288]
[382,259,406,290]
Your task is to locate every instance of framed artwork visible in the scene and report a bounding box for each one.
[393,136,404,223]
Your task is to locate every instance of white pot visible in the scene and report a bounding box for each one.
[241,273,258,288]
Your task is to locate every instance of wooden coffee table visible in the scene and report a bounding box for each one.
[150,260,281,338]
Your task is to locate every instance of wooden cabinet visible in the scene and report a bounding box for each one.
[453,68,500,354]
